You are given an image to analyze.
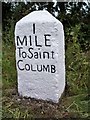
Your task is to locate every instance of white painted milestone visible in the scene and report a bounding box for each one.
[15,10,65,103]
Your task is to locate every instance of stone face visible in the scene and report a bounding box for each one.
[15,10,65,103]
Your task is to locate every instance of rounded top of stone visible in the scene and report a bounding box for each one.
[16,10,62,26]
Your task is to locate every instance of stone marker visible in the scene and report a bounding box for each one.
[15,10,65,103]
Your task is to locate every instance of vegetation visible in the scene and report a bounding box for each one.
[2,1,90,119]
[0,23,2,120]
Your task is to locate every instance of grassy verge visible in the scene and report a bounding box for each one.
[0,23,2,120]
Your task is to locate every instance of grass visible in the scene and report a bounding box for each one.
[2,24,90,119]
[0,23,2,120]
[2,90,89,118]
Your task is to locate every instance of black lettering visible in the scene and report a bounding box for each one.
[17,47,23,58]
[51,65,56,73]
[43,65,50,72]
[51,51,54,59]
[35,36,42,47]
[22,51,27,58]
[37,65,42,72]
[17,36,27,46]
[44,34,51,47]
[29,36,32,46]
[28,48,33,59]
[43,52,49,59]
[34,52,38,59]
[31,64,36,71]
[38,48,42,59]
[33,23,35,34]
[17,60,24,70]
[25,64,30,71]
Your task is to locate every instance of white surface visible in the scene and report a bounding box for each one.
[15,10,65,103]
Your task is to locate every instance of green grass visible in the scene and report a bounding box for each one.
[2,42,17,89]
[0,24,2,120]
[2,24,90,119]
[2,90,89,118]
